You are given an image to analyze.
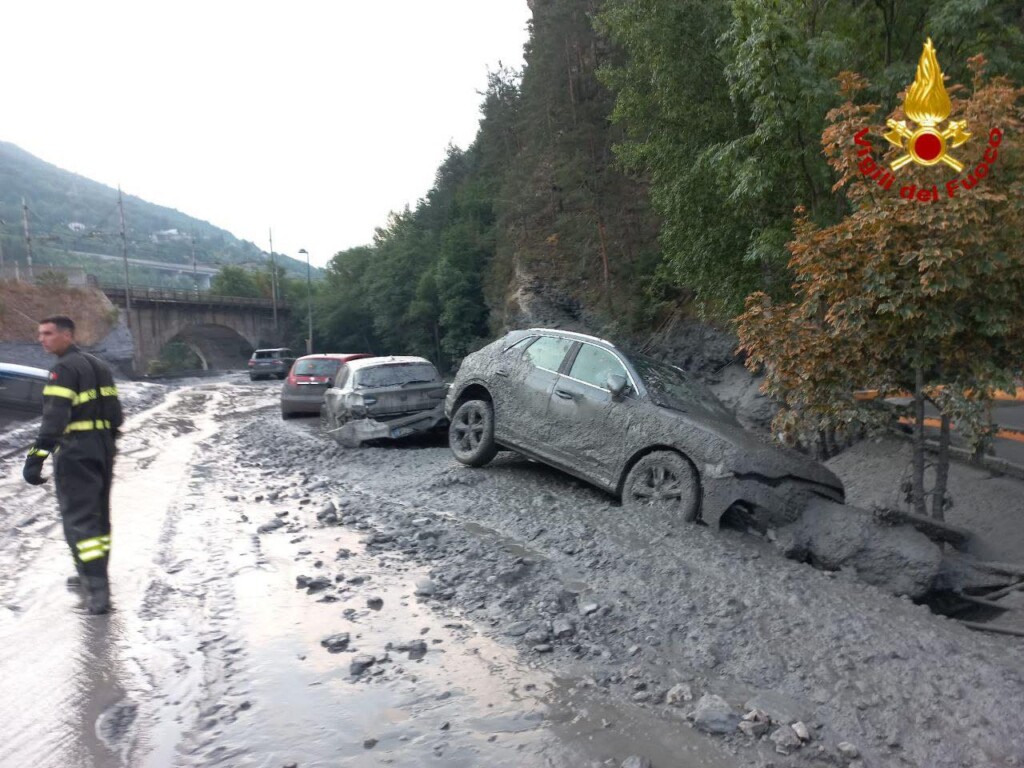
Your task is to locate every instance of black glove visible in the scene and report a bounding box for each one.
[23,451,47,486]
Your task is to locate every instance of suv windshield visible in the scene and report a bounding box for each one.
[355,363,438,389]
[628,353,735,420]
[294,359,341,376]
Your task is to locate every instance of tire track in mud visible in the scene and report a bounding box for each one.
[111,383,266,767]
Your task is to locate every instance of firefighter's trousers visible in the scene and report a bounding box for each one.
[54,432,115,583]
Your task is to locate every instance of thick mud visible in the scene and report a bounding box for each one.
[2,376,1022,767]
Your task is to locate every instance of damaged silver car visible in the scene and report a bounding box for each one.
[445,329,844,528]
[322,356,449,447]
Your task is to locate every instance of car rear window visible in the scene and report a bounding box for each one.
[294,359,341,376]
[354,363,439,388]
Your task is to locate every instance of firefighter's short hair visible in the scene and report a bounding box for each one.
[40,315,75,333]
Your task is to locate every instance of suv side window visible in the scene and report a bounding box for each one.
[522,336,574,373]
[569,344,629,391]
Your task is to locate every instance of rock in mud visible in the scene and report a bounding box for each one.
[837,742,860,759]
[414,578,437,596]
[296,575,312,589]
[316,501,338,524]
[792,721,810,741]
[739,719,769,738]
[743,691,811,726]
[665,683,694,706]
[690,694,740,734]
[366,596,383,609]
[770,724,803,754]
[394,639,427,655]
[258,518,286,534]
[777,499,942,599]
[552,617,575,639]
[621,757,653,768]
[504,621,531,637]
[350,654,376,676]
[320,633,351,653]
[304,576,332,593]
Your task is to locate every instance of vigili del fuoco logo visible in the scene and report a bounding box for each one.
[854,38,1002,202]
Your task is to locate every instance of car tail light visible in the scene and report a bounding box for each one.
[248,360,255,367]
[287,373,297,386]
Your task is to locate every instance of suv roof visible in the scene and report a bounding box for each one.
[518,328,618,350]
[295,353,372,362]
[253,348,292,354]
[345,355,433,372]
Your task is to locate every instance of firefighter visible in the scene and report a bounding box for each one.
[23,315,123,615]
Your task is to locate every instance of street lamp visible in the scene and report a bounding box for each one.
[298,248,313,355]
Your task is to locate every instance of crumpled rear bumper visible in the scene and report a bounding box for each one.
[332,402,448,447]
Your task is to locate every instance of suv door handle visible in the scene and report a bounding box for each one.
[495,367,510,377]
[554,388,575,399]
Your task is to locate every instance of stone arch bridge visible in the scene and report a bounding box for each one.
[102,286,288,374]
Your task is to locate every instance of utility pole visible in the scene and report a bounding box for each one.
[190,231,199,295]
[21,198,33,280]
[268,228,278,329]
[299,248,313,355]
[117,187,132,326]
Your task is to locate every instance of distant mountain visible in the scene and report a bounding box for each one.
[0,141,313,288]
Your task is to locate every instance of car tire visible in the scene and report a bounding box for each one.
[621,451,700,522]
[281,408,294,420]
[449,399,498,467]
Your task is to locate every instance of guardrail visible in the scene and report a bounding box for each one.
[101,284,283,309]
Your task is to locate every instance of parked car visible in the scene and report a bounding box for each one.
[248,347,295,380]
[0,362,49,414]
[445,329,845,529]
[321,356,449,447]
[280,353,374,419]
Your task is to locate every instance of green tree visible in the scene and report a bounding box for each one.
[736,63,1024,519]
[210,265,260,298]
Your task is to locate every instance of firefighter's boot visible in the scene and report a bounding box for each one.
[83,576,110,615]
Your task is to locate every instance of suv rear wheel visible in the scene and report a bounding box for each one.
[449,399,497,467]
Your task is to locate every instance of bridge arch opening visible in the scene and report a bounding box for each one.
[156,324,254,372]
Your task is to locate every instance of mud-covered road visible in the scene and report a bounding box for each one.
[1,377,1022,768]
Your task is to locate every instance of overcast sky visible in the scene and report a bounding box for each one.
[3,1,531,268]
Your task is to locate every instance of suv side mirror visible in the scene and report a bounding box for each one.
[606,373,627,398]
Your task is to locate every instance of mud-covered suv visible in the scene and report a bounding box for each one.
[248,348,295,381]
[445,329,844,530]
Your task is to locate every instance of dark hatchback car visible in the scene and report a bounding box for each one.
[248,348,296,381]
[0,362,49,414]
[322,356,448,447]
[280,353,374,419]
[445,329,844,529]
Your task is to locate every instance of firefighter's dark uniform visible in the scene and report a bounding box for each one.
[26,344,122,614]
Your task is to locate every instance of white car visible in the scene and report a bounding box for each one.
[321,356,449,447]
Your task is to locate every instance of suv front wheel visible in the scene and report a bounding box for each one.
[449,399,497,467]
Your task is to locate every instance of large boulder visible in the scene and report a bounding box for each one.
[777,499,942,599]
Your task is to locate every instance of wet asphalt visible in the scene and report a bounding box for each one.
[1,376,1023,768]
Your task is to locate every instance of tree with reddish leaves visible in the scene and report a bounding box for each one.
[736,58,1024,520]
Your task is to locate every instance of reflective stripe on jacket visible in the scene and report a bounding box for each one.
[33,346,124,453]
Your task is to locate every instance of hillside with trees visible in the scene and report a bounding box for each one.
[316,0,1024,376]
[0,141,311,287]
